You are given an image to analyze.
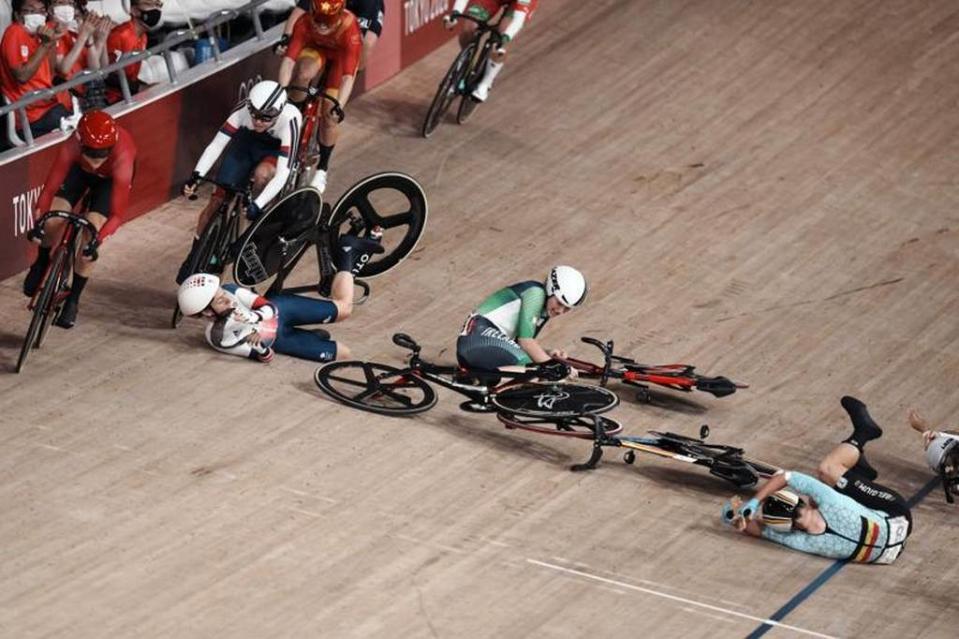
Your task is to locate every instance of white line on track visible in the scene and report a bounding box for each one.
[526,559,838,639]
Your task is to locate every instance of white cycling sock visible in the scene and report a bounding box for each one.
[477,59,504,90]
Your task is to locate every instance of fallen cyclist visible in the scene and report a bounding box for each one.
[456,265,588,380]
[176,231,382,363]
[908,408,959,502]
[723,396,912,564]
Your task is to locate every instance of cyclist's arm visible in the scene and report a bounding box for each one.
[450,0,468,15]
[501,3,530,43]
[226,285,277,320]
[283,2,308,38]
[98,148,135,240]
[194,109,244,177]
[35,141,79,216]
[516,338,551,364]
[515,286,550,363]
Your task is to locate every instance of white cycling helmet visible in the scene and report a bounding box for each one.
[178,273,220,316]
[247,80,287,122]
[760,488,801,532]
[926,435,959,475]
[546,265,588,308]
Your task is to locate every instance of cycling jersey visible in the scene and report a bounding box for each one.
[35,126,137,240]
[192,102,302,210]
[761,471,910,564]
[286,12,362,92]
[453,0,539,23]
[468,280,548,340]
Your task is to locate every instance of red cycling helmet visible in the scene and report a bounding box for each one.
[77,110,119,150]
[312,0,345,16]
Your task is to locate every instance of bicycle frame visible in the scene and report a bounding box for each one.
[286,85,344,192]
[27,211,96,311]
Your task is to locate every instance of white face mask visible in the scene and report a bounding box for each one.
[53,6,76,25]
[22,13,47,34]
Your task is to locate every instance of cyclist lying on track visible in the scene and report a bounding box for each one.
[178,81,302,283]
[723,396,912,564]
[908,408,959,501]
[457,265,586,376]
[176,231,383,363]
[278,0,362,193]
[445,0,537,102]
[23,110,136,328]
[276,0,383,71]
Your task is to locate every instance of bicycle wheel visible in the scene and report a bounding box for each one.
[497,413,623,439]
[171,215,224,328]
[422,42,476,138]
[314,360,437,416]
[456,44,489,125]
[16,249,67,373]
[491,382,619,418]
[233,188,322,287]
[324,172,428,278]
[35,256,71,349]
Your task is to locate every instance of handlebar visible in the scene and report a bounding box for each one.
[392,332,420,353]
[286,85,345,123]
[580,336,614,386]
[185,174,252,202]
[28,210,101,260]
[448,11,503,33]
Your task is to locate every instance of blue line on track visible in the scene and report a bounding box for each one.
[744,476,940,639]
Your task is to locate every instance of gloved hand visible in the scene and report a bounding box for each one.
[536,359,570,382]
[273,33,291,56]
[738,497,760,520]
[246,201,262,221]
[443,14,457,30]
[721,500,737,525]
[81,236,100,261]
[183,171,201,198]
[254,346,274,363]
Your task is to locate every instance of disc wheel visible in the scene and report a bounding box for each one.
[422,43,476,138]
[233,188,323,288]
[497,413,623,439]
[324,172,428,278]
[314,360,437,416]
[490,382,619,418]
[16,249,67,373]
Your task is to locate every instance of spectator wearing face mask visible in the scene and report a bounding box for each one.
[105,0,162,103]
[50,0,112,108]
[0,0,74,142]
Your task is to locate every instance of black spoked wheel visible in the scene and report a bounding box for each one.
[456,45,489,125]
[171,215,224,328]
[491,382,619,418]
[422,43,477,138]
[325,172,428,278]
[35,257,71,349]
[16,249,67,373]
[497,413,623,439]
[314,361,438,416]
[233,188,323,288]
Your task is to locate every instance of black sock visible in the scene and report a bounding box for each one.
[35,246,51,267]
[68,275,88,303]
[318,144,335,171]
[841,395,882,446]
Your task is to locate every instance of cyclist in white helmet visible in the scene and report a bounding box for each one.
[908,409,959,502]
[177,80,303,284]
[455,265,586,376]
[176,229,383,363]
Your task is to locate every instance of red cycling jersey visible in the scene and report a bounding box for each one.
[285,11,362,92]
[0,23,70,127]
[105,21,147,102]
[36,126,137,241]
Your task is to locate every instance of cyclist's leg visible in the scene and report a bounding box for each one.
[275,325,341,362]
[24,165,87,296]
[473,1,534,99]
[316,53,357,184]
[288,50,325,107]
[456,318,531,372]
[269,294,341,361]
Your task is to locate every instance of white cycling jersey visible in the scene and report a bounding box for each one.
[193,102,303,209]
[204,285,278,359]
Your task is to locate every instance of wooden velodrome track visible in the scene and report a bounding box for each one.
[2,0,958,636]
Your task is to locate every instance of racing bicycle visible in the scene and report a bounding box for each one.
[421,11,504,137]
[171,176,251,328]
[17,210,100,373]
[565,337,748,403]
[314,332,623,438]
[568,423,780,487]
[232,172,428,300]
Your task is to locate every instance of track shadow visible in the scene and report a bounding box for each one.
[614,385,710,414]
[351,95,425,138]
[85,279,175,329]
[586,454,743,498]
[427,412,574,467]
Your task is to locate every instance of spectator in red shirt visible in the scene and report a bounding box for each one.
[0,0,73,141]
[278,0,362,193]
[23,110,137,328]
[105,0,162,104]
[51,1,112,108]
